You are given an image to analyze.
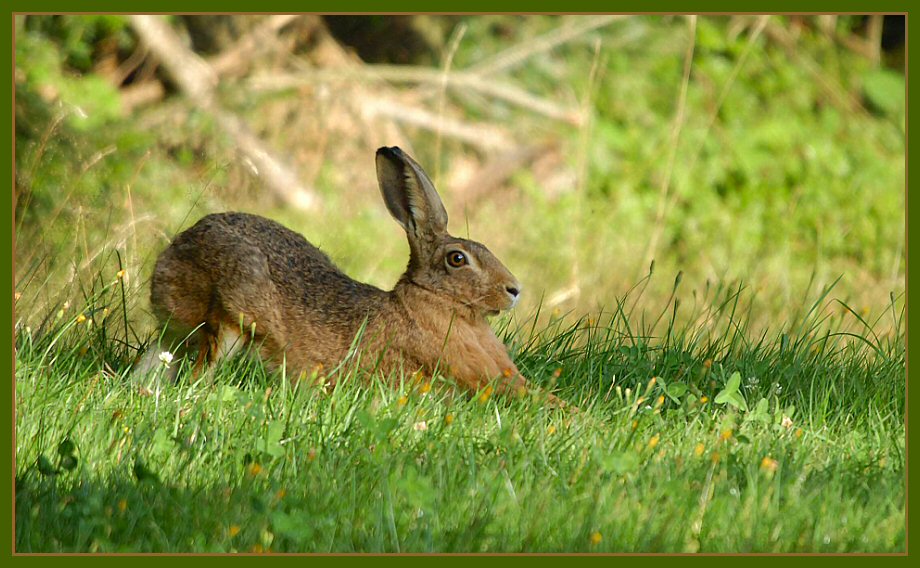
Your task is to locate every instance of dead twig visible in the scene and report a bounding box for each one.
[120,15,304,113]
[250,66,582,125]
[358,97,512,151]
[469,15,628,76]
[128,15,321,211]
[211,14,303,77]
[455,143,553,211]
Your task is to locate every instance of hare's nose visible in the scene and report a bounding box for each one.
[506,285,521,298]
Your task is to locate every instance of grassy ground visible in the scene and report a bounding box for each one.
[14,279,905,553]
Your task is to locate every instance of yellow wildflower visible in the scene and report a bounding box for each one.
[761,456,779,473]
[648,434,660,450]
[590,532,602,545]
[229,525,241,537]
[694,443,705,457]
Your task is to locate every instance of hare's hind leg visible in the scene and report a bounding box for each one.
[132,323,203,385]
[187,320,249,379]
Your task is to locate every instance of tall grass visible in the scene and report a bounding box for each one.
[14,265,905,553]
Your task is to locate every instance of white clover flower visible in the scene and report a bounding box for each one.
[158,351,174,367]
[413,420,428,432]
[781,415,794,429]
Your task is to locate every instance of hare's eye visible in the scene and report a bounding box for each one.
[446,251,467,268]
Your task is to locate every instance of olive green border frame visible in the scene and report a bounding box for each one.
[2,1,911,564]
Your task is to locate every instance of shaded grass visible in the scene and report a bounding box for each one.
[14,278,905,553]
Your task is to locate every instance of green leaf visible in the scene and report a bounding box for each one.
[726,371,741,392]
[667,382,688,398]
[714,371,748,410]
[601,451,640,475]
[259,420,286,458]
[863,68,905,116]
[728,392,748,411]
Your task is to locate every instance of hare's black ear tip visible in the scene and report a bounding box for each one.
[376,146,405,161]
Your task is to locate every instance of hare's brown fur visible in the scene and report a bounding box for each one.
[147,147,534,397]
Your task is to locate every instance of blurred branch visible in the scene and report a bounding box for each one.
[358,97,512,150]
[297,16,512,153]
[210,15,303,77]
[817,14,883,65]
[120,81,165,113]
[128,15,219,102]
[455,143,553,211]
[469,15,628,76]
[866,15,884,66]
[127,15,321,211]
[250,66,582,124]
[119,15,302,112]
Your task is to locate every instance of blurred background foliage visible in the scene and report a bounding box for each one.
[14,14,905,336]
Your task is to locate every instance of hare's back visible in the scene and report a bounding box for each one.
[152,212,383,325]
[162,212,337,271]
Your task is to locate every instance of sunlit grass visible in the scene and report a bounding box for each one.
[14,270,905,552]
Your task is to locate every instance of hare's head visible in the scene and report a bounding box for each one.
[376,147,522,318]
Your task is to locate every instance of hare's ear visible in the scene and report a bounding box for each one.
[376,146,448,237]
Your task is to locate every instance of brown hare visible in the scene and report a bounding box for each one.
[141,146,560,404]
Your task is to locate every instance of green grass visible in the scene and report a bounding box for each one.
[14,278,905,553]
